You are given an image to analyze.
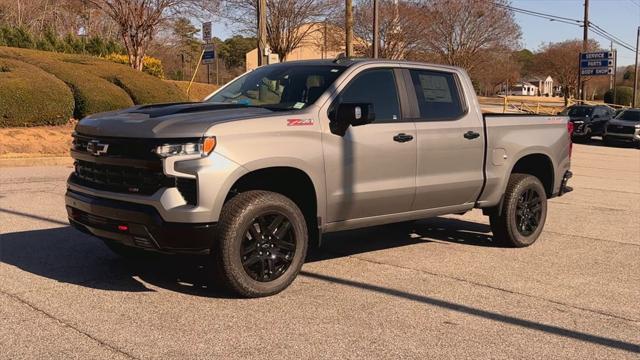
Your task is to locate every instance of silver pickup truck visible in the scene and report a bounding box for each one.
[66,59,573,297]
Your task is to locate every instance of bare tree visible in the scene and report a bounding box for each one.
[351,0,426,59]
[534,39,599,105]
[420,0,521,71]
[88,0,217,70]
[224,0,337,61]
[471,50,521,96]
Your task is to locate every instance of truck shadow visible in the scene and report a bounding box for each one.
[0,216,497,297]
[2,221,638,353]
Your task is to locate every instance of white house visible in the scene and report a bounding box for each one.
[508,82,538,96]
[527,76,554,96]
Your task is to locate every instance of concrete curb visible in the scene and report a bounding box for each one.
[0,156,73,167]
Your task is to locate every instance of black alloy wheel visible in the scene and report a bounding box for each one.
[241,213,296,282]
[515,188,542,236]
[489,173,548,248]
[213,190,308,297]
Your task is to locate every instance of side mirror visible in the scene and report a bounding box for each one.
[330,103,375,136]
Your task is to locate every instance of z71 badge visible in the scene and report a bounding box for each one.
[287,119,314,126]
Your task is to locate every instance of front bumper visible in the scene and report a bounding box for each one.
[66,189,216,254]
[604,130,640,143]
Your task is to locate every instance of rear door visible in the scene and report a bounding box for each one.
[401,67,485,210]
[320,66,417,222]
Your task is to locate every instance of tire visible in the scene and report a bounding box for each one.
[489,174,548,248]
[213,190,308,297]
[603,136,614,147]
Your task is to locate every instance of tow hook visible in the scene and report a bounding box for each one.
[559,171,573,196]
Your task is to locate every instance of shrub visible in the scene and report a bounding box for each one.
[604,86,634,106]
[104,53,165,78]
[0,58,74,127]
[167,80,219,101]
[0,47,187,121]
[0,48,135,118]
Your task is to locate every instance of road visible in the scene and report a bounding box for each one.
[1,143,639,359]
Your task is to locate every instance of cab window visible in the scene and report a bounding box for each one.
[339,69,401,122]
[409,69,465,121]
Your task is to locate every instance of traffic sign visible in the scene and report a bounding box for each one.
[202,22,212,43]
[580,67,614,76]
[580,59,614,68]
[579,51,616,76]
[580,51,614,60]
[202,44,215,64]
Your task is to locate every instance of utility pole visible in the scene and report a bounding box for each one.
[633,26,639,107]
[345,0,353,57]
[257,0,267,66]
[372,0,379,58]
[580,0,589,101]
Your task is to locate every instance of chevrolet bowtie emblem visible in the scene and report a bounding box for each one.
[87,140,109,156]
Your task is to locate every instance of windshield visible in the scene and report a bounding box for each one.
[207,64,346,110]
[615,110,640,121]
[567,106,593,117]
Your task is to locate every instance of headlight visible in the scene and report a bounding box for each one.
[154,137,216,157]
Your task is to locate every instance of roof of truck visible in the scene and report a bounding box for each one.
[264,58,465,72]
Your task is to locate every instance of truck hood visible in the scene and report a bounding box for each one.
[75,102,277,138]
[607,118,640,127]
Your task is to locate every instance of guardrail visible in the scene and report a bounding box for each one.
[499,97,630,115]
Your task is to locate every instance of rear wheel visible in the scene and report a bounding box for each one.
[489,174,547,247]
[213,190,308,297]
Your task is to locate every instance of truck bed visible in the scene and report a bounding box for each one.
[476,114,571,207]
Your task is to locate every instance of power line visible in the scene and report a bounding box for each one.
[496,2,637,53]
[494,3,583,23]
[589,22,636,50]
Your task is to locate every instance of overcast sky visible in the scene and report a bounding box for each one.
[207,0,640,66]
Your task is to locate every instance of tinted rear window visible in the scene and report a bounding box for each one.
[616,110,640,121]
[567,107,593,117]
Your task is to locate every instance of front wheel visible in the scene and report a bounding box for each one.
[213,190,308,297]
[489,174,548,247]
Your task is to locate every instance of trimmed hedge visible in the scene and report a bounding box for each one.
[604,86,634,106]
[0,58,74,127]
[0,46,187,125]
[167,80,219,101]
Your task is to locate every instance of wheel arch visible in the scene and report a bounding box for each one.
[222,164,322,233]
[509,152,555,197]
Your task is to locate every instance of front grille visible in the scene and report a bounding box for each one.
[72,133,200,160]
[607,125,635,134]
[73,160,173,195]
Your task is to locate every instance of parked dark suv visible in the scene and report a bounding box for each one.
[603,108,640,147]
[562,105,615,141]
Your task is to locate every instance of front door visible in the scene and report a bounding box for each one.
[321,68,417,222]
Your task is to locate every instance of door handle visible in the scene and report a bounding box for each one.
[393,133,414,143]
[464,131,480,140]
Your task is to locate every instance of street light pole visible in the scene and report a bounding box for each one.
[257,0,267,66]
[633,26,639,107]
[372,0,379,58]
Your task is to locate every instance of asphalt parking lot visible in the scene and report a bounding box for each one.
[1,143,639,359]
